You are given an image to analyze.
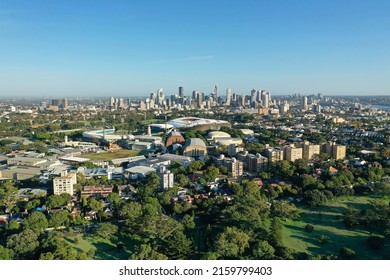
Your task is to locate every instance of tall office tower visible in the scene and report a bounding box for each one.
[150,92,156,102]
[240,95,246,107]
[226,88,231,106]
[179,86,184,98]
[196,92,203,107]
[192,90,197,100]
[118,98,125,109]
[261,91,269,108]
[61,98,68,109]
[52,99,59,106]
[302,96,308,110]
[267,91,271,101]
[232,93,237,103]
[214,84,218,99]
[280,101,290,114]
[250,89,256,104]
[109,96,115,108]
[157,89,164,106]
[256,90,261,103]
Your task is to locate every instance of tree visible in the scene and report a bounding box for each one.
[203,165,220,182]
[253,240,275,259]
[0,181,19,212]
[138,173,160,200]
[339,247,355,259]
[159,229,193,259]
[25,199,41,211]
[214,227,250,259]
[271,161,296,178]
[94,222,118,240]
[181,214,195,230]
[176,174,189,187]
[23,211,48,233]
[303,190,327,207]
[300,174,317,188]
[305,224,314,233]
[318,235,329,244]
[343,206,360,228]
[107,192,121,206]
[6,229,39,259]
[188,160,205,173]
[119,202,143,231]
[88,198,103,212]
[269,217,283,247]
[270,201,300,220]
[46,195,67,209]
[49,210,70,228]
[129,244,168,260]
[0,245,14,260]
[170,161,187,175]
[39,233,86,260]
[295,159,309,175]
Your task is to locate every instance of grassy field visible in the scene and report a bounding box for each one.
[81,150,143,160]
[282,196,390,259]
[63,234,132,260]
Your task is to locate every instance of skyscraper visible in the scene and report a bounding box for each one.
[302,96,308,110]
[225,88,231,106]
[61,98,68,109]
[179,86,184,98]
[109,96,115,108]
[261,91,269,108]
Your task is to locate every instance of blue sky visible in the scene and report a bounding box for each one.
[0,0,389,97]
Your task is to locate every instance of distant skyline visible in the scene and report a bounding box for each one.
[1,0,390,97]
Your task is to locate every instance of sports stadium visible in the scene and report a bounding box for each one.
[167,117,230,131]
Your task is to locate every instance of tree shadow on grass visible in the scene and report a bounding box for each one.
[286,224,388,260]
[90,239,130,260]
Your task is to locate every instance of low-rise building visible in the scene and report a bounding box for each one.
[183,138,207,157]
[166,131,185,147]
[81,185,114,198]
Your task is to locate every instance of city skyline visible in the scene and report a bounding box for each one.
[1,0,390,97]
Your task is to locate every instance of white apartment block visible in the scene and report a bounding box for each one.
[53,171,77,195]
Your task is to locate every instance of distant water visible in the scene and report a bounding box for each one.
[374,105,390,110]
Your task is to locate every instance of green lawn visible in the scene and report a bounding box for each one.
[63,234,134,260]
[282,196,390,259]
[81,150,143,161]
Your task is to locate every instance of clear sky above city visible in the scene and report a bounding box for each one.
[0,0,389,97]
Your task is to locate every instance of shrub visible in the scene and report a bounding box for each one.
[339,247,355,259]
[305,224,314,233]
